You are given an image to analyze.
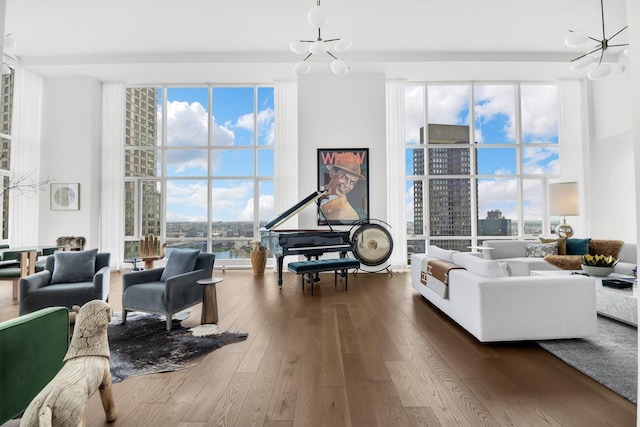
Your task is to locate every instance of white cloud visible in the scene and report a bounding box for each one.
[239,194,275,222]
[521,84,558,139]
[404,85,424,144]
[428,85,470,125]
[523,146,559,174]
[474,85,515,141]
[165,180,208,222]
[478,178,518,218]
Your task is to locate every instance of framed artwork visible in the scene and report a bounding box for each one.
[50,183,80,211]
[317,148,369,225]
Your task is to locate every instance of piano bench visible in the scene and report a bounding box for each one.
[287,258,360,295]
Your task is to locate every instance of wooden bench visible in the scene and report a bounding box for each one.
[287,258,360,295]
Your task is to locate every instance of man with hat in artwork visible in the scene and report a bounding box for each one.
[320,152,366,222]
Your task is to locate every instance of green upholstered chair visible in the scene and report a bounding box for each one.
[0,306,69,424]
[122,251,215,330]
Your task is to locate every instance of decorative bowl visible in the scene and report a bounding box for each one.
[581,264,614,277]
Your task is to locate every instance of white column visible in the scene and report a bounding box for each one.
[386,80,407,269]
[100,83,125,268]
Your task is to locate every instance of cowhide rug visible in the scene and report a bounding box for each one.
[106,311,248,383]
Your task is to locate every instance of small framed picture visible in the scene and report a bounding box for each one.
[50,183,80,211]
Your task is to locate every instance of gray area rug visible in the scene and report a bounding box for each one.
[107,311,248,383]
[537,315,637,403]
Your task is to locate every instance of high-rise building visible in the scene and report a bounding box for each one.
[124,87,160,258]
[416,124,472,251]
[478,209,512,236]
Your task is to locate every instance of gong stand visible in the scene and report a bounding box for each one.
[349,219,394,274]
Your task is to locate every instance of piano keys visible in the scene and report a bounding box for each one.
[260,191,353,287]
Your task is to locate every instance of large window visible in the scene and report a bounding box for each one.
[405,83,559,258]
[0,69,14,241]
[124,86,274,262]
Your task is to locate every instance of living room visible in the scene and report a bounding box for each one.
[1,0,639,425]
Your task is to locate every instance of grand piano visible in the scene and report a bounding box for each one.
[260,191,352,287]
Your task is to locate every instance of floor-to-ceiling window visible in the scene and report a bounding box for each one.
[124,85,274,263]
[405,82,559,260]
[0,69,14,242]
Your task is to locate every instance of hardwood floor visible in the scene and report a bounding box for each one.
[1,269,636,426]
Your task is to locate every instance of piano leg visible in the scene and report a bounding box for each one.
[277,256,284,288]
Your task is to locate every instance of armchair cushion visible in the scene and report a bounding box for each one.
[160,249,200,281]
[51,248,98,284]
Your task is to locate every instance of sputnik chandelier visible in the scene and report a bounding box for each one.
[289,0,352,77]
[565,0,629,80]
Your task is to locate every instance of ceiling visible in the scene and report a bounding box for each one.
[4,0,631,83]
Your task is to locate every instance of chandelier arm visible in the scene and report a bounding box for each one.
[587,36,602,43]
[299,40,315,43]
[571,46,602,62]
[608,26,628,41]
[303,52,313,61]
[607,43,629,48]
[324,38,341,42]
[327,51,338,60]
[598,49,605,65]
[600,0,606,40]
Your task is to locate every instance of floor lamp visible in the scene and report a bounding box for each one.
[549,182,580,238]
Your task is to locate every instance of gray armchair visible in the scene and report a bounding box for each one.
[121,251,215,330]
[19,250,111,316]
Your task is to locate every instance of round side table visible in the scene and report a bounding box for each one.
[197,277,223,324]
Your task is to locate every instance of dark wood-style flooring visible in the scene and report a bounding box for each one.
[0,269,636,426]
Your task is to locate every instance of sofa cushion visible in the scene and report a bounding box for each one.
[160,249,200,281]
[451,252,506,278]
[427,245,458,263]
[539,236,567,255]
[525,242,558,257]
[566,238,591,255]
[543,254,582,270]
[589,239,624,258]
[50,248,98,284]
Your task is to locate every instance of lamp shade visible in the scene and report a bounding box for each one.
[307,5,328,28]
[565,31,589,47]
[549,182,580,216]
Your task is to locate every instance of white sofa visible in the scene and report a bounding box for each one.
[481,239,637,276]
[410,247,597,343]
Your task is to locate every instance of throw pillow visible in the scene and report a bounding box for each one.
[539,236,567,255]
[160,249,200,281]
[451,252,506,278]
[588,239,624,258]
[427,245,458,263]
[566,238,591,255]
[525,242,558,258]
[50,248,98,284]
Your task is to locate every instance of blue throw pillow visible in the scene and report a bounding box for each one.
[566,238,591,255]
[160,249,200,281]
[51,248,98,284]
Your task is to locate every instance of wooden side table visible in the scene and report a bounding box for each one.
[197,277,222,324]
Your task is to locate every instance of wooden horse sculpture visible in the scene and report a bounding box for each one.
[139,234,167,270]
[20,300,117,427]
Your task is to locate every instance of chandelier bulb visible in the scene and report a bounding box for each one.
[307,5,328,28]
[289,41,308,55]
[569,55,594,71]
[308,40,328,55]
[587,63,611,80]
[293,61,311,77]
[565,31,589,48]
[333,39,352,53]
[330,59,349,76]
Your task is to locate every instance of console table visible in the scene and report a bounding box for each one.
[532,270,637,326]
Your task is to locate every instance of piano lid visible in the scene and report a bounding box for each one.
[264,190,327,230]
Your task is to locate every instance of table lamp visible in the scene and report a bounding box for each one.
[549,182,579,237]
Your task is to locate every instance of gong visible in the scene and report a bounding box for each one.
[351,223,393,267]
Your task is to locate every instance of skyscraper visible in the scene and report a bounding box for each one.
[415,124,472,251]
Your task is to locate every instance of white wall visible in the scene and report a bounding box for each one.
[587,57,637,242]
[297,73,387,229]
[38,77,102,248]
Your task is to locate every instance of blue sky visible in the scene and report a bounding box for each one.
[404,83,559,225]
[156,86,275,223]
